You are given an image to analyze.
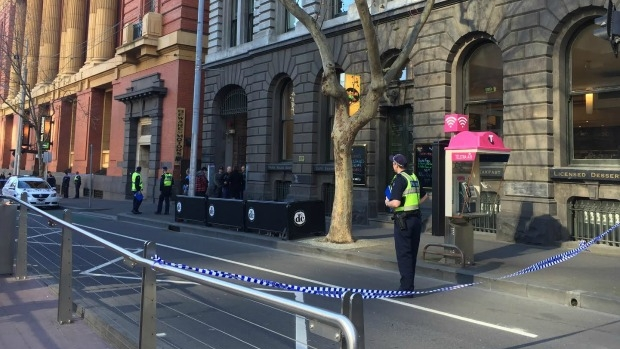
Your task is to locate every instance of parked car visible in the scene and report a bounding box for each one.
[1,176,60,208]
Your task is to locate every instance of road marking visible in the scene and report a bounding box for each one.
[74,224,538,338]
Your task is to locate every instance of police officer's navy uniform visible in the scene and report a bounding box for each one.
[387,156,426,295]
[156,168,174,215]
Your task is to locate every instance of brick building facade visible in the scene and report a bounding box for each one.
[0,0,208,201]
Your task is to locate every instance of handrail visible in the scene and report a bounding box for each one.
[1,194,361,349]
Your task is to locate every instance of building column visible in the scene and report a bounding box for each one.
[86,0,118,64]
[37,0,62,85]
[93,0,118,63]
[8,0,26,100]
[24,0,43,88]
[0,116,14,169]
[72,89,104,174]
[59,0,88,76]
[52,99,74,173]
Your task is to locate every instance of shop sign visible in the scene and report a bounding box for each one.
[176,108,185,164]
[549,168,620,182]
[452,152,476,162]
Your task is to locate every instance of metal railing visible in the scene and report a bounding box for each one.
[274,180,291,201]
[2,193,364,349]
[571,198,620,247]
[470,191,500,233]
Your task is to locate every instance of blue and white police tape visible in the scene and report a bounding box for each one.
[499,221,620,280]
[150,255,463,298]
[151,221,620,299]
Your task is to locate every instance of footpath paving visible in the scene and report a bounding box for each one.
[0,276,113,349]
[2,196,620,349]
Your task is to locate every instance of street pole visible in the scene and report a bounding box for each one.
[88,144,93,208]
[13,40,28,176]
[188,0,205,197]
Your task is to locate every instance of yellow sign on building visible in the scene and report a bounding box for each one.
[344,74,361,115]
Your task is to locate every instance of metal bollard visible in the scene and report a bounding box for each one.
[58,209,73,324]
[0,204,18,275]
[15,192,28,279]
[341,291,365,349]
[139,241,157,349]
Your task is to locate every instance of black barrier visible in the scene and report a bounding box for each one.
[206,198,245,230]
[245,200,326,240]
[174,195,207,223]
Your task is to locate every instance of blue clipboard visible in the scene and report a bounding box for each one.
[385,185,392,200]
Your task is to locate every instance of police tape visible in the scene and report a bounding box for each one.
[152,221,620,299]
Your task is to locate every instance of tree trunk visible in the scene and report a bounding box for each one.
[325,105,355,243]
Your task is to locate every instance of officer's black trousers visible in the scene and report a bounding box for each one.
[393,215,423,291]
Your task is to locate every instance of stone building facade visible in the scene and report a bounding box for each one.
[204,0,620,244]
[0,0,208,200]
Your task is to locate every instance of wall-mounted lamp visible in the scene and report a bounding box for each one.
[43,117,54,135]
[21,122,31,147]
[585,93,594,115]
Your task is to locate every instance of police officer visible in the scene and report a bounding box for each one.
[384,154,428,297]
[61,170,71,198]
[131,166,143,214]
[155,166,174,215]
[73,171,82,198]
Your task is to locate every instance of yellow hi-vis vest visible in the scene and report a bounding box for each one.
[163,173,173,186]
[131,172,140,191]
[392,172,421,212]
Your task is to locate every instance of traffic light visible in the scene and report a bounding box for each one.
[594,0,620,57]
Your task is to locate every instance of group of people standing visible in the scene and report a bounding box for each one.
[130,164,247,216]
[211,165,245,199]
[48,170,81,199]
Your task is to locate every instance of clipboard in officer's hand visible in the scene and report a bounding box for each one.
[385,185,392,200]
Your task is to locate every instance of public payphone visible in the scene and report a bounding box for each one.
[444,131,510,219]
[423,128,510,266]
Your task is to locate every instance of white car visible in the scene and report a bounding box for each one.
[1,176,60,208]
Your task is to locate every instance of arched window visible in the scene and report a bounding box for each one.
[283,0,300,32]
[334,0,354,17]
[382,50,408,81]
[277,80,295,161]
[463,42,503,136]
[569,23,620,163]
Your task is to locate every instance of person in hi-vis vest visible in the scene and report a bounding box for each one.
[384,154,428,297]
[155,166,174,215]
[131,166,143,214]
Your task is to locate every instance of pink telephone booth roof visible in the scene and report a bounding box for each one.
[445,131,510,152]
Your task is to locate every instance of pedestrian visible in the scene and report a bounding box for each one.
[46,171,56,189]
[214,166,224,198]
[182,168,190,195]
[73,171,82,198]
[155,166,174,215]
[228,165,243,199]
[61,170,70,198]
[240,165,246,199]
[195,167,208,197]
[0,172,5,180]
[222,166,232,198]
[131,166,143,214]
[384,154,428,297]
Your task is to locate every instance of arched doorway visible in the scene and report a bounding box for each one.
[221,88,247,167]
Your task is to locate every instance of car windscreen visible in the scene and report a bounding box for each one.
[19,180,51,189]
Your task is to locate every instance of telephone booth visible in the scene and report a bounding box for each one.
[423,114,510,266]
